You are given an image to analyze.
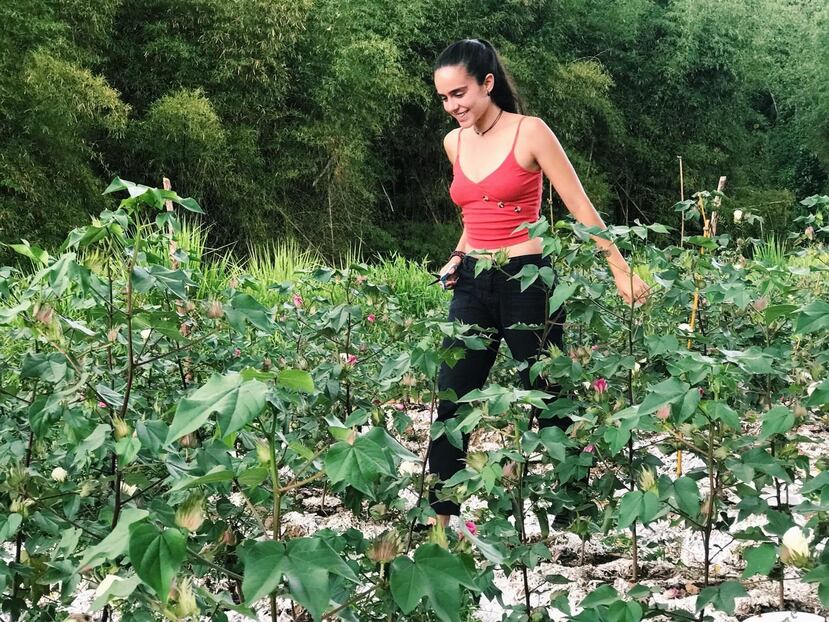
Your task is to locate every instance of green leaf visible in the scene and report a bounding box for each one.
[673,477,701,518]
[0,514,22,542]
[806,379,829,407]
[618,491,661,529]
[695,580,747,615]
[324,436,391,497]
[73,424,111,467]
[390,544,479,622]
[21,353,71,383]
[607,600,643,622]
[638,378,689,415]
[77,508,149,571]
[242,537,357,618]
[115,436,141,467]
[166,373,267,444]
[644,334,679,356]
[580,584,619,608]
[760,406,795,440]
[225,294,274,332]
[169,466,235,492]
[548,282,578,314]
[742,543,777,579]
[128,523,186,603]
[90,573,142,611]
[793,300,829,334]
[277,369,315,393]
[720,347,775,374]
[241,541,287,604]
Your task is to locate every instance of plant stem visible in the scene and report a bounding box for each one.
[406,372,439,553]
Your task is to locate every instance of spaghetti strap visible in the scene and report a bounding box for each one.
[510,116,526,152]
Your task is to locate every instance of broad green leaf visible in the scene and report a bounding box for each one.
[128,523,186,603]
[169,466,235,492]
[644,334,679,356]
[618,491,661,529]
[0,514,22,542]
[166,373,267,444]
[806,379,829,407]
[325,436,391,497]
[73,424,111,467]
[242,537,357,618]
[673,477,701,518]
[277,369,315,393]
[225,294,274,332]
[21,352,71,383]
[548,282,578,314]
[720,347,775,374]
[608,600,643,622]
[580,584,619,608]
[695,580,747,614]
[115,436,141,467]
[241,541,287,604]
[390,544,479,622]
[760,406,795,440]
[90,573,142,610]
[793,301,829,334]
[638,378,689,415]
[742,543,777,578]
[77,508,149,570]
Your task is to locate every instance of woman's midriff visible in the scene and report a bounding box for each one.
[469,236,542,258]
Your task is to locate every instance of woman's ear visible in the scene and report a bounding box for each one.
[484,72,495,94]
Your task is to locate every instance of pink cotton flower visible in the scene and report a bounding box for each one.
[656,404,671,421]
[232,348,241,358]
[292,294,303,308]
[393,403,406,411]
[98,401,107,409]
[582,444,595,453]
[345,354,358,366]
[592,378,608,394]
[367,314,376,323]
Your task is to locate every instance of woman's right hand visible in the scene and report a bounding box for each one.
[438,256,462,290]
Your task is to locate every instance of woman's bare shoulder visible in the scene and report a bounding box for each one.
[442,128,461,162]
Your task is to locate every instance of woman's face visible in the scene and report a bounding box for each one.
[434,65,494,128]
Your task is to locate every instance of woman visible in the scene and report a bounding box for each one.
[427,39,649,525]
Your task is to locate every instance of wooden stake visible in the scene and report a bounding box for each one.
[162,177,179,269]
[678,156,685,248]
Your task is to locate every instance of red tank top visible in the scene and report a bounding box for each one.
[449,116,542,249]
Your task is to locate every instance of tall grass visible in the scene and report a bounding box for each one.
[368,254,449,318]
[752,232,788,267]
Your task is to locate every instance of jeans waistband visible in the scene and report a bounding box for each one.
[461,253,550,271]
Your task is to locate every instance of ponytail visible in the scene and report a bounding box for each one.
[434,39,524,114]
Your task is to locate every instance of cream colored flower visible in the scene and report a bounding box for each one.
[780,526,809,566]
[733,209,743,223]
[51,467,68,483]
[638,468,657,493]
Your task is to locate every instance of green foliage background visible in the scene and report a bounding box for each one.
[1,0,827,262]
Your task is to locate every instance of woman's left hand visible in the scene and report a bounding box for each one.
[613,269,651,306]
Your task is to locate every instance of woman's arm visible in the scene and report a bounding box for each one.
[526,117,649,304]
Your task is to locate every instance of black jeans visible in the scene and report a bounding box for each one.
[428,253,567,516]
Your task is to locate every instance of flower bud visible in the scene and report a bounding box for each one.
[367,313,376,323]
[638,468,657,493]
[175,493,205,533]
[34,304,54,326]
[466,451,488,472]
[9,496,34,517]
[752,296,769,312]
[261,357,272,371]
[656,404,671,421]
[219,529,237,546]
[173,577,199,618]
[292,294,304,308]
[805,226,815,241]
[592,377,608,395]
[107,328,119,342]
[112,417,129,441]
[51,467,68,483]
[178,433,197,448]
[255,439,271,465]
[780,526,810,567]
[206,300,223,319]
[401,373,417,388]
[427,520,449,550]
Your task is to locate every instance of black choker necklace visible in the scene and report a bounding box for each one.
[474,108,504,136]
